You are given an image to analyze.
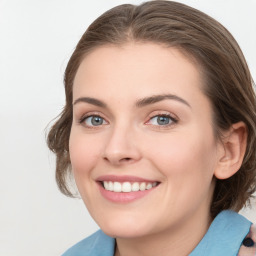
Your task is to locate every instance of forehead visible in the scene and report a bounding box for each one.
[72,43,209,113]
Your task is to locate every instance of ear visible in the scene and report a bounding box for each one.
[214,122,247,180]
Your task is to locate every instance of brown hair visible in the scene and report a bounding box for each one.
[47,0,256,218]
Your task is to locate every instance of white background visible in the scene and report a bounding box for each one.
[0,0,255,255]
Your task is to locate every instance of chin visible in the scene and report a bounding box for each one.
[98,217,153,239]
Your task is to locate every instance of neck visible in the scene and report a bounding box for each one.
[115,210,212,256]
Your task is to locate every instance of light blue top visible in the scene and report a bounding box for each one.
[62,210,251,256]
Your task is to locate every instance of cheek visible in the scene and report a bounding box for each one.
[143,128,217,182]
[68,129,104,205]
[149,132,217,212]
[69,130,101,176]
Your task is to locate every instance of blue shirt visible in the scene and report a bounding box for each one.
[62,210,252,256]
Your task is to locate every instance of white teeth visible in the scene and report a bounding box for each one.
[108,181,113,191]
[140,182,146,191]
[132,182,140,191]
[103,181,109,190]
[146,183,152,190]
[113,182,122,192]
[122,182,132,192]
[102,181,158,192]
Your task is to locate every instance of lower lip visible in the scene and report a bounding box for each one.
[98,183,157,203]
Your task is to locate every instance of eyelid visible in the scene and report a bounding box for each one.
[78,112,109,127]
[145,111,178,127]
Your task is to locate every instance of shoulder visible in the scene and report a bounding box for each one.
[238,223,256,256]
[62,230,115,256]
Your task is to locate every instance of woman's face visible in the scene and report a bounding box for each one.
[69,43,222,238]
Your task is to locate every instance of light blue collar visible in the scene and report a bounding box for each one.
[62,230,115,256]
[63,210,251,256]
[189,210,251,256]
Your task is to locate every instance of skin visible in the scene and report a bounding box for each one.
[69,43,243,256]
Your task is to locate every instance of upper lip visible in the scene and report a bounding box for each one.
[96,175,159,183]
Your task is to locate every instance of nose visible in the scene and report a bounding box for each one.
[102,124,142,166]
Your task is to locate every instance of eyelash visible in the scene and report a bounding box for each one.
[146,113,178,128]
[79,113,108,128]
[79,113,178,129]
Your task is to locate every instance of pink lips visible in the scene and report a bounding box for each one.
[96,175,159,203]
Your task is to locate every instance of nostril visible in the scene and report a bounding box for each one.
[103,156,133,164]
[123,158,131,161]
[118,157,134,164]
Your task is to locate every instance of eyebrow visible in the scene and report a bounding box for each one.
[73,97,107,108]
[73,94,191,108]
[135,94,191,108]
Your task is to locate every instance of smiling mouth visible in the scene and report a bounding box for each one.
[101,181,160,193]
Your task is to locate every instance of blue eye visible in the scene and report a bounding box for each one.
[148,115,176,126]
[82,115,107,127]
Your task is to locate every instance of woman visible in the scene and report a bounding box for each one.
[47,1,256,255]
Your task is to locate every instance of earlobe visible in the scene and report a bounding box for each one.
[214,122,247,180]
